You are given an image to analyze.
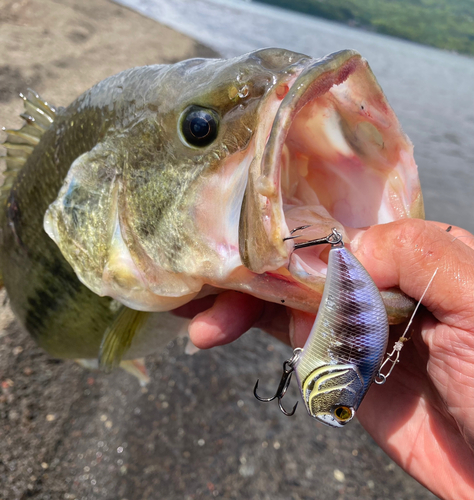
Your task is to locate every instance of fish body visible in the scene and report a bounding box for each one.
[295,240,389,427]
[0,49,422,364]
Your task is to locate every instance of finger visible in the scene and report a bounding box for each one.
[352,219,474,331]
[188,291,265,349]
[172,295,217,319]
[289,309,315,349]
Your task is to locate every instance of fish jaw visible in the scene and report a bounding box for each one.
[239,50,423,309]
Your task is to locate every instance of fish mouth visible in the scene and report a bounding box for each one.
[239,50,423,305]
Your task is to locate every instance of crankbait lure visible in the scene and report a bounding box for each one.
[254,228,389,427]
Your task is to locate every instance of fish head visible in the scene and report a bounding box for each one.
[299,364,363,428]
[45,49,423,317]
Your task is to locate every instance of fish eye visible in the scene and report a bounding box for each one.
[180,105,219,147]
[333,406,353,422]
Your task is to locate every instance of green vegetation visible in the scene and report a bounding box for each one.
[255,0,474,55]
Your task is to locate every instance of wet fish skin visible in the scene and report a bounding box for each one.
[0,76,123,357]
[6,71,181,354]
[0,50,311,358]
[43,50,316,312]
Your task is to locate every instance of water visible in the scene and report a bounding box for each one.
[116,0,474,232]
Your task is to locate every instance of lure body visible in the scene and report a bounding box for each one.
[295,243,389,427]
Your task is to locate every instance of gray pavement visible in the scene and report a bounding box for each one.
[1,317,437,499]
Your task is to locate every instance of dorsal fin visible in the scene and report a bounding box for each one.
[1,89,56,203]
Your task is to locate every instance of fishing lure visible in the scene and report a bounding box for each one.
[254,228,389,427]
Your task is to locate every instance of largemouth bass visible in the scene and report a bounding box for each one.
[0,49,423,370]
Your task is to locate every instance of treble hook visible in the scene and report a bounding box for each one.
[283,225,312,240]
[284,227,343,250]
[253,349,302,417]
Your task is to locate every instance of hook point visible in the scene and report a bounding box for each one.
[279,398,298,416]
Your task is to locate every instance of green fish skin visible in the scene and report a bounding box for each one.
[0,49,423,362]
[0,75,125,358]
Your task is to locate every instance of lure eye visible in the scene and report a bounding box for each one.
[333,406,353,422]
[180,106,219,147]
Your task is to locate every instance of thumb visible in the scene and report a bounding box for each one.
[352,219,474,331]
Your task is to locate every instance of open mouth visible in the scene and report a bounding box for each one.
[240,50,423,295]
[42,49,423,318]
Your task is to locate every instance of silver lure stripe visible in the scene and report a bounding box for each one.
[295,245,389,412]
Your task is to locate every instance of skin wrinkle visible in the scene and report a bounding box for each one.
[358,221,474,329]
[428,352,474,401]
[441,373,474,450]
[418,315,473,411]
[399,401,429,471]
[432,324,474,353]
[425,324,474,374]
[433,363,473,415]
[424,327,474,448]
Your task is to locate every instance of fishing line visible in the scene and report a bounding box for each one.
[375,222,474,383]
[375,266,438,384]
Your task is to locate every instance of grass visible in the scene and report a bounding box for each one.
[254,0,474,55]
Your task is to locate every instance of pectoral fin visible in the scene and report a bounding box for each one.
[99,307,149,373]
[119,359,150,386]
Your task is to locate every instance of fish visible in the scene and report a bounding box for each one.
[0,48,424,372]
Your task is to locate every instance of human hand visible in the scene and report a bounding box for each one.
[173,219,474,500]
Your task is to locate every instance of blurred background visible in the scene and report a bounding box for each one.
[1,0,473,498]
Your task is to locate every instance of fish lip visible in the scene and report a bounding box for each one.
[265,49,361,175]
[239,50,365,274]
[263,49,362,245]
[239,46,422,319]
[241,47,422,276]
